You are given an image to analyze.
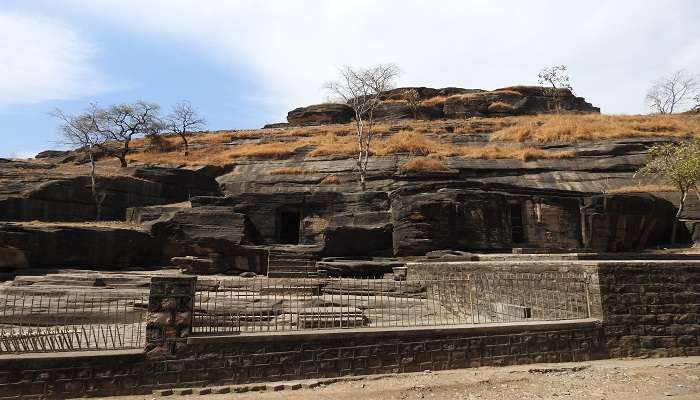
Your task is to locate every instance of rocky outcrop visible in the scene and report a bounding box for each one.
[286,86,599,126]
[581,194,685,251]
[0,223,160,270]
[443,86,599,118]
[144,207,267,274]
[391,188,583,256]
[287,103,354,126]
[0,165,221,221]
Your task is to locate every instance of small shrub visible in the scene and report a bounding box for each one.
[401,157,449,172]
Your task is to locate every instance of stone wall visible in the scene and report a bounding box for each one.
[0,321,602,399]
[594,261,700,357]
[2,262,700,399]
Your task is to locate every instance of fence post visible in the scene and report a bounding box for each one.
[146,276,197,357]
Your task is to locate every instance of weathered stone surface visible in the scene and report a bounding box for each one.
[391,188,582,256]
[582,194,685,251]
[444,86,599,118]
[0,222,160,270]
[0,165,221,222]
[316,259,404,277]
[144,207,267,274]
[287,103,353,125]
[286,86,599,126]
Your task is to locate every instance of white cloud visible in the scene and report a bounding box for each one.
[0,11,107,105]
[66,0,700,115]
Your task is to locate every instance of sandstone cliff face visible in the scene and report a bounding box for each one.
[0,163,221,221]
[286,86,599,126]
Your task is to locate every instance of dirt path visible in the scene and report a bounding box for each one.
[105,357,700,400]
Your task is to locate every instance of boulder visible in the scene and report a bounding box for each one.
[287,103,353,125]
[144,207,268,274]
[34,150,71,159]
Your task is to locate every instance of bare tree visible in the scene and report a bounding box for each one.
[326,64,401,191]
[95,101,162,167]
[646,70,699,114]
[166,101,206,156]
[52,106,107,220]
[538,65,573,112]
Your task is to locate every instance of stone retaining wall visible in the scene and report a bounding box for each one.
[0,320,602,399]
[595,261,700,358]
[2,260,700,399]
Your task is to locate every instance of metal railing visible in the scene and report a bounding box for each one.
[193,272,591,334]
[0,290,148,353]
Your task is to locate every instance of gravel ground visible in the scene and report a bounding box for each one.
[104,356,700,400]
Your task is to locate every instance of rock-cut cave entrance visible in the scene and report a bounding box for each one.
[510,202,525,244]
[278,210,301,244]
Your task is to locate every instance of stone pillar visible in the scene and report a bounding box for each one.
[146,276,197,357]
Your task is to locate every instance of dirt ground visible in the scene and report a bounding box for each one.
[104,356,700,400]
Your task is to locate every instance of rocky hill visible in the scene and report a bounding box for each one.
[286,86,599,126]
[2,88,700,274]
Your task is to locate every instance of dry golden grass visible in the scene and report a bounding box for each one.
[374,131,445,156]
[225,142,300,159]
[117,114,700,167]
[608,184,679,193]
[457,144,573,161]
[401,157,449,172]
[421,96,448,106]
[267,167,311,175]
[320,175,341,185]
[491,114,700,143]
[488,101,516,112]
[305,134,358,157]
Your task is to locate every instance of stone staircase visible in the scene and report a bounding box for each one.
[266,246,319,278]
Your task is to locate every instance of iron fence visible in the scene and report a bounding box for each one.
[0,289,148,353]
[193,271,591,334]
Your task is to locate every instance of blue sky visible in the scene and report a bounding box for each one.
[1,0,699,158]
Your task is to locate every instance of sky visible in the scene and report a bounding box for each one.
[0,0,699,158]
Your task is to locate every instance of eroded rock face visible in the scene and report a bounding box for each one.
[391,188,583,256]
[143,207,267,274]
[0,166,221,222]
[287,103,354,125]
[286,86,599,126]
[0,223,160,270]
[582,194,685,251]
